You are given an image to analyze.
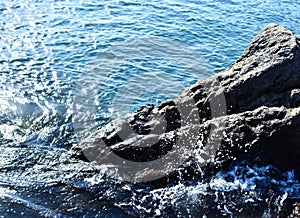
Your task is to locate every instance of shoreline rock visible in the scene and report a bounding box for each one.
[77,24,300,185]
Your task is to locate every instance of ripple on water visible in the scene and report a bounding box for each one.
[0,0,300,217]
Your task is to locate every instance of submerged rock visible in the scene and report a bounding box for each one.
[77,24,300,184]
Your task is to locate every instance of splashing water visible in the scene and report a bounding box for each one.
[0,0,300,217]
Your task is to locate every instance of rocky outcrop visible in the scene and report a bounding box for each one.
[77,24,300,184]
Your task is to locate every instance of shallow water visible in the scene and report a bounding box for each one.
[0,0,300,217]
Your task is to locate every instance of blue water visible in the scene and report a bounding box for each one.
[0,0,300,217]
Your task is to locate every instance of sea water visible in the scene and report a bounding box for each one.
[0,0,300,217]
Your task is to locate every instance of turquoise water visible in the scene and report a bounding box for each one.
[0,0,300,217]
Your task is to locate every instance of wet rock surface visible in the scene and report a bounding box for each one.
[78,24,300,184]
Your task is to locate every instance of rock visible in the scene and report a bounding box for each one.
[77,24,300,184]
[289,203,300,217]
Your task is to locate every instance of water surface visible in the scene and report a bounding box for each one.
[0,0,300,217]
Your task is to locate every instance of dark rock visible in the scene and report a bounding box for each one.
[77,24,300,184]
[290,203,300,217]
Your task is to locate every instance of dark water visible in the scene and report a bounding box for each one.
[0,0,300,217]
